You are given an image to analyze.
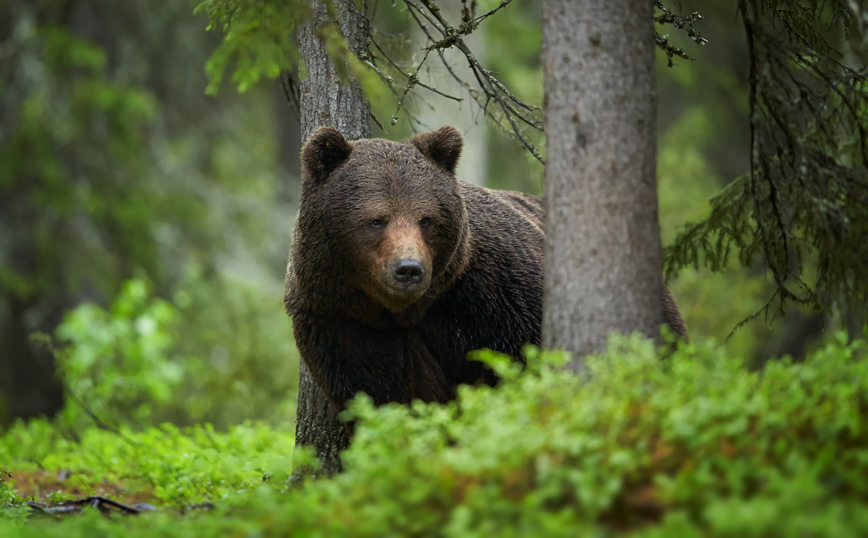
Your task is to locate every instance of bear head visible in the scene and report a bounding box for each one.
[287,125,471,319]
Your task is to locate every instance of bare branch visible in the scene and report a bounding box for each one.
[398,0,545,163]
[369,36,463,102]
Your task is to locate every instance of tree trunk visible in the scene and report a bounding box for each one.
[541,0,662,369]
[0,297,64,426]
[293,0,370,475]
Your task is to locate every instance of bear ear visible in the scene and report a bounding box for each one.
[411,125,463,174]
[301,126,353,182]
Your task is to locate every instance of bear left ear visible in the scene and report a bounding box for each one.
[411,125,463,174]
[301,126,353,182]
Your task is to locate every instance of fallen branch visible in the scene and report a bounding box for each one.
[26,495,156,517]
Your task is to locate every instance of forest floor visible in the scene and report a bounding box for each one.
[5,469,154,505]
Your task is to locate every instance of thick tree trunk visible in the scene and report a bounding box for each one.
[299,2,370,141]
[293,0,370,475]
[541,0,662,369]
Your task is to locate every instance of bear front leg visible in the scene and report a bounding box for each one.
[292,312,452,408]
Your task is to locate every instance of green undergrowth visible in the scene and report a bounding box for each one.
[0,421,296,507]
[3,332,868,536]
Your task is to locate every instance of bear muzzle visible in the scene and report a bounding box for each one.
[366,219,434,310]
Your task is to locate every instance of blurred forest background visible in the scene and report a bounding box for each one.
[0,0,855,430]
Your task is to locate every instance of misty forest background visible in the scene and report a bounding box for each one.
[3,0,853,429]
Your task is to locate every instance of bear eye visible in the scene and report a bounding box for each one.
[369,217,387,230]
[419,217,432,228]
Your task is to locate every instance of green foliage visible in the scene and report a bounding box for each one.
[0,420,296,506]
[0,21,161,301]
[0,473,28,524]
[195,0,309,94]
[47,275,297,430]
[2,1,300,425]
[169,268,300,428]
[664,0,868,319]
[658,106,776,358]
[4,335,868,535]
[49,277,188,429]
[195,0,393,103]
[332,334,868,536]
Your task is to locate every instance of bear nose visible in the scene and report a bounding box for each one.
[392,259,425,285]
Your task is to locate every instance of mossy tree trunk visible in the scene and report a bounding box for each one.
[541,0,662,369]
[293,0,371,475]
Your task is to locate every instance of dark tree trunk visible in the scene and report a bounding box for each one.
[0,297,64,426]
[541,0,662,369]
[293,0,370,475]
[0,0,103,426]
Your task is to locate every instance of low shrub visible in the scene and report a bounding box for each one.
[2,332,867,536]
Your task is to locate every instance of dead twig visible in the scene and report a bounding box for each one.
[26,495,152,517]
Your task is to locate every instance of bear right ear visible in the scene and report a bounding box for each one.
[301,127,353,182]
[411,125,463,174]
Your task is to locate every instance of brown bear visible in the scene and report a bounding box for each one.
[285,125,687,409]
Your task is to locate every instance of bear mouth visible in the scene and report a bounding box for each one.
[372,280,430,312]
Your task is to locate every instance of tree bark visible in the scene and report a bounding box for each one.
[293,0,370,475]
[541,0,662,369]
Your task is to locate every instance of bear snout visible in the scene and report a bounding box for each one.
[363,217,435,310]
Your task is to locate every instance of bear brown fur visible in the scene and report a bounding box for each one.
[285,125,687,409]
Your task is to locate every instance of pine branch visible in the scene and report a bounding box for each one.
[666,0,868,323]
